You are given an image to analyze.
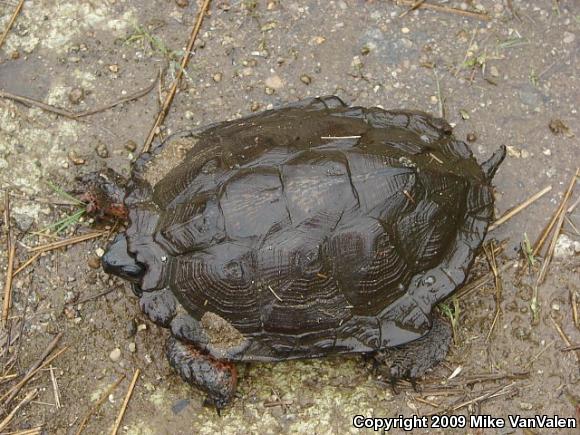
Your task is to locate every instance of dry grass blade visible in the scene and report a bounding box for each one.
[571,289,579,330]
[110,369,140,435]
[396,0,490,21]
[28,231,106,253]
[489,185,552,231]
[76,375,126,435]
[484,242,503,341]
[2,243,16,326]
[142,0,212,153]
[550,318,580,365]
[399,0,426,18]
[455,261,513,300]
[0,389,38,432]
[533,170,578,256]
[2,427,43,435]
[0,0,25,49]
[49,366,61,409]
[12,252,42,278]
[1,334,65,406]
[536,170,578,285]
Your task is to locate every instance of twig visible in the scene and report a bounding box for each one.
[2,243,16,326]
[1,333,63,405]
[76,376,126,435]
[571,289,579,330]
[488,185,552,231]
[12,252,41,277]
[399,0,425,17]
[268,285,283,302]
[568,195,580,214]
[28,231,106,253]
[0,389,38,432]
[484,242,502,341]
[0,72,158,120]
[454,261,514,300]
[110,369,140,435]
[2,427,43,435]
[533,170,578,256]
[49,366,61,408]
[0,0,25,50]
[142,0,212,153]
[72,288,115,306]
[550,317,580,365]
[433,69,445,118]
[561,344,580,352]
[536,170,578,285]
[396,0,490,21]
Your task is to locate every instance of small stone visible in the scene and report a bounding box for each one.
[124,140,137,152]
[520,149,530,159]
[68,88,84,105]
[519,402,533,411]
[175,0,189,6]
[10,50,20,60]
[95,248,105,258]
[184,111,195,120]
[312,36,326,45]
[212,72,223,82]
[265,74,284,90]
[551,302,560,311]
[63,305,78,320]
[265,86,275,95]
[87,255,101,269]
[549,119,572,137]
[360,46,370,56]
[563,32,575,44]
[171,399,190,414]
[554,234,580,258]
[108,64,119,73]
[250,102,260,112]
[110,348,121,362]
[137,323,147,332]
[466,132,477,142]
[95,142,109,158]
[126,319,137,338]
[542,149,551,156]
[300,74,312,85]
[128,342,136,353]
[68,151,85,165]
[459,109,470,120]
[401,27,410,34]
[489,65,499,77]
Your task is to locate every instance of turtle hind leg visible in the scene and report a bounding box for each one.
[166,336,237,412]
[373,317,452,389]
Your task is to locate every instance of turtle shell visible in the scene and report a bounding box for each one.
[119,96,503,362]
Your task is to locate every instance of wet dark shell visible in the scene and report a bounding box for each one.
[120,96,498,362]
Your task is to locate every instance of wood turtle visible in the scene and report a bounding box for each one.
[85,96,505,409]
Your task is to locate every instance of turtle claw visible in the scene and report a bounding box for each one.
[166,336,237,411]
[373,317,452,391]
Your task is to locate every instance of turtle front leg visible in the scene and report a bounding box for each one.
[166,336,237,411]
[373,316,452,389]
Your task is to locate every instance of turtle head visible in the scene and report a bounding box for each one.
[102,233,145,283]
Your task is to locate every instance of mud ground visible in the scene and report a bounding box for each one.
[0,0,579,434]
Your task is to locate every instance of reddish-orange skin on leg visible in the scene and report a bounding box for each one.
[78,170,128,220]
[166,337,238,411]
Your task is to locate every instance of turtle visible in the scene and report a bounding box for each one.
[85,96,505,410]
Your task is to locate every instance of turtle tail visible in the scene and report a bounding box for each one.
[481,145,506,180]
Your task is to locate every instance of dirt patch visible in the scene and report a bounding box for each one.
[1,0,579,434]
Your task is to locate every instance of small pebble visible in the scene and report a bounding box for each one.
[489,66,499,77]
[401,27,410,34]
[563,32,575,44]
[126,319,137,338]
[137,323,147,332]
[542,149,551,156]
[520,402,533,411]
[108,64,119,73]
[265,75,284,90]
[95,142,109,158]
[68,88,84,105]
[128,342,137,353]
[95,248,105,258]
[212,72,223,82]
[175,0,189,6]
[124,140,137,152]
[87,255,101,269]
[300,74,312,85]
[110,348,121,362]
[265,87,275,95]
[466,132,477,142]
[250,101,260,112]
[68,151,85,165]
[11,50,20,60]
